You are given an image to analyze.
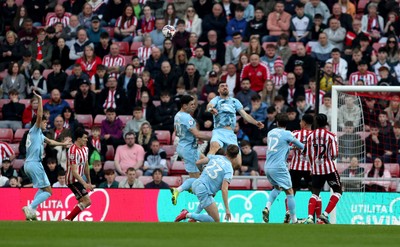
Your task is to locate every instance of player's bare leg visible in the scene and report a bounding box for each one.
[23,186,52,221]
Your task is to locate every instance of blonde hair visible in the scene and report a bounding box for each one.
[137,122,152,146]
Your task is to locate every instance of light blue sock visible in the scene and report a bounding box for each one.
[190,213,215,222]
[30,190,51,210]
[287,194,297,223]
[266,188,281,209]
[178,178,196,192]
[195,204,203,214]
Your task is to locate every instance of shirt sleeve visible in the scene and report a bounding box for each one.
[234,98,243,111]
[68,146,77,165]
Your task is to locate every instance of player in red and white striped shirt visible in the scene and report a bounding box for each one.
[46,5,71,27]
[64,128,93,221]
[348,60,378,86]
[102,44,126,78]
[305,114,342,224]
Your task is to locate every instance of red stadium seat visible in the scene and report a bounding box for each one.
[130,42,141,55]
[94,115,106,127]
[253,146,267,160]
[15,0,24,6]
[372,43,385,52]
[65,99,74,110]
[42,69,53,79]
[115,176,125,183]
[138,176,153,185]
[153,100,161,107]
[75,114,93,128]
[103,27,114,38]
[13,129,28,143]
[258,160,265,175]
[357,0,369,13]
[106,145,115,161]
[155,130,171,145]
[0,128,14,142]
[11,159,25,170]
[161,145,176,158]
[163,176,182,187]
[19,99,30,108]
[229,178,251,190]
[118,115,133,127]
[114,42,130,55]
[389,181,398,192]
[103,161,115,170]
[124,55,133,65]
[387,163,399,178]
[169,161,186,175]
[8,143,19,157]
[255,178,273,190]
[0,70,8,82]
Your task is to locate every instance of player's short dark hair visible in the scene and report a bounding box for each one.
[152,168,163,177]
[226,145,239,159]
[75,128,89,139]
[276,113,289,127]
[315,114,328,128]
[180,95,194,107]
[241,140,251,147]
[302,114,314,125]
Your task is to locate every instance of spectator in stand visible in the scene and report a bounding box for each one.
[196,92,215,131]
[127,77,151,107]
[310,14,327,41]
[88,126,107,164]
[23,1,46,27]
[154,61,179,98]
[22,96,39,129]
[52,170,68,188]
[378,111,394,138]
[201,71,219,101]
[271,59,287,90]
[304,0,330,25]
[285,107,300,131]
[235,140,258,176]
[188,46,212,79]
[113,5,138,43]
[44,89,70,126]
[18,49,41,82]
[1,0,17,28]
[295,96,312,122]
[200,2,227,42]
[163,3,178,27]
[326,48,348,82]
[0,89,24,131]
[26,69,47,99]
[46,60,67,95]
[361,3,384,43]
[0,171,9,187]
[90,160,105,188]
[143,140,168,176]
[359,34,377,66]
[348,60,378,86]
[117,64,138,96]
[260,106,278,144]
[0,31,24,71]
[134,5,155,43]
[78,2,95,29]
[221,63,240,97]
[364,157,392,192]
[153,91,178,133]
[319,62,335,93]
[378,66,399,86]
[76,45,102,80]
[149,18,165,50]
[338,95,362,131]
[249,94,268,122]
[384,13,400,41]
[225,32,247,66]
[184,6,202,37]
[137,36,154,66]
[246,36,264,59]
[305,78,325,110]
[363,97,381,131]
[385,121,400,163]
[101,107,124,149]
[177,63,204,96]
[0,157,17,179]
[137,91,156,124]
[338,121,364,163]
[237,53,250,72]
[285,43,316,78]
[69,29,94,62]
[18,18,37,48]
[118,167,144,188]
[2,62,25,100]
[44,157,64,186]
[260,80,277,107]
[203,30,226,66]
[328,3,353,33]
[124,106,147,136]
[225,5,247,42]
[74,79,97,116]
[45,116,72,167]
[344,20,369,56]
[241,54,270,92]
[366,124,385,163]
[136,121,157,153]
[341,157,365,192]
[384,97,400,125]
[323,18,346,51]
[262,1,290,43]
[235,78,258,109]
[278,72,305,107]
[60,15,82,48]
[261,44,280,74]
[98,77,129,115]
[311,32,334,67]
[63,0,86,16]
[385,35,399,65]
[51,38,73,71]
[90,64,108,94]
[0,141,15,167]
[373,48,392,81]
[61,106,84,141]
[145,47,168,79]
[186,32,200,58]
[46,4,71,28]
[64,64,90,99]
[95,32,111,60]
[245,7,267,42]
[98,169,119,188]
[145,168,170,189]
[28,28,53,71]
[346,48,364,78]
[319,93,332,127]
[132,56,145,77]
[114,132,145,176]
[88,0,107,19]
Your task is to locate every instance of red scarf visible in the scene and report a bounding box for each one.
[37,42,43,60]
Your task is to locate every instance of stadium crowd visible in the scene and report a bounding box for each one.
[0,0,399,191]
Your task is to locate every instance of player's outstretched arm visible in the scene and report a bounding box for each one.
[238,109,264,129]
[291,137,305,150]
[221,180,231,221]
[44,137,72,147]
[33,91,42,128]
[191,127,211,141]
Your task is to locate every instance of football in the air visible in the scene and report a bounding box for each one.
[162,25,176,38]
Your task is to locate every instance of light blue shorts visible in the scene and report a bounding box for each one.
[211,128,238,149]
[177,147,200,173]
[265,166,292,190]
[192,180,214,209]
[24,161,51,188]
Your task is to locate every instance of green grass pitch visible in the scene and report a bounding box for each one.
[0,222,398,247]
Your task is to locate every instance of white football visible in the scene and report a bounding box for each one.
[162,25,176,38]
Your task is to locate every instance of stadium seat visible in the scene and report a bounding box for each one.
[103,161,115,170]
[118,115,133,127]
[85,129,92,136]
[13,129,28,143]
[94,115,106,127]
[130,42,141,55]
[103,27,114,38]
[19,99,30,108]
[11,159,24,170]
[255,178,273,190]
[229,178,251,190]
[8,143,19,157]
[357,0,369,13]
[169,161,186,175]
[161,145,176,158]
[258,160,265,175]
[163,176,182,187]
[389,181,398,192]
[153,100,161,107]
[75,114,93,128]
[138,176,153,185]
[372,43,385,52]
[0,128,14,142]
[115,176,125,183]
[0,70,8,82]
[387,164,399,178]
[124,55,133,65]
[42,69,53,79]
[106,145,115,161]
[114,42,130,55]
[65,99,74,110]
[155,130,171,145]
[15,0,24,6]
[253,146,267,160]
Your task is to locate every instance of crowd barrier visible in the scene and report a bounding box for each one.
[0,188,399,225]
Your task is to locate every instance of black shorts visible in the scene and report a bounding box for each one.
[68,182,89,200]
[312,171,342,190]
[290,170,312,190]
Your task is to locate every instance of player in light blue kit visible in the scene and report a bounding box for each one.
[206,81,264,168]
[171,95,211,205]
[22,92,72,221]
[263,113,304,224]
[174,145,239,222]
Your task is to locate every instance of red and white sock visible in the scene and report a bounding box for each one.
[307,194,318,218]
[65,203,85,221]
[324,193,341,215]
[315,197,322,218]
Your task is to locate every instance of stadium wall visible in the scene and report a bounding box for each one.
[0,189,399,225]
